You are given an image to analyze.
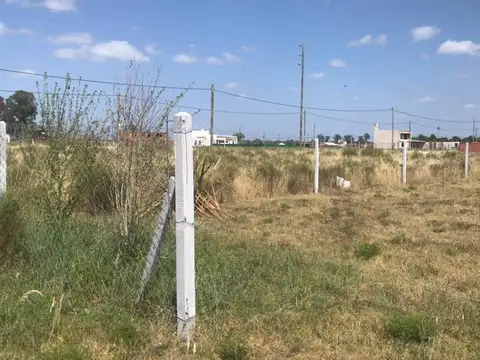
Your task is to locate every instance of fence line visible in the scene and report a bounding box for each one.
[174,112,196,342]
[0,121,6,199]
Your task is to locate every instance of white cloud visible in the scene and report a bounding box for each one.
[311,72,324,79]
[241,45,258,52]
[144,44,161,55]
[353,96,360,101]
[222,52,241,63]
[55,41,150,62]
[0,21,33,36]
[347,34,387,47]
[188,43,196,49]
[329,59,346,67]
[5,0,76,12]
[205,56,223,65]
[437,40,480,56]
[48,32,93,45]
[464,104,477,109]
[410,26,441,42]
[415,96,438,103]
[225,82,239,89]
[172,54,198,64]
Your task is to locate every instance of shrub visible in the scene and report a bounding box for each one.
[0,197,24,263]
[385,311,436,343]
[342,147,358,157]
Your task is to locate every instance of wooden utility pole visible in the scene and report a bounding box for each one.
[391,107,395,150]
[299,44,305,147]
[210,84,215,146]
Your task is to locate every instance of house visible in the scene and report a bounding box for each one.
[373,123,412,149]
[192,129,238,147]
[460,142,480,153]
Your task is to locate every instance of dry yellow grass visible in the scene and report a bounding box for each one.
[2,145,480,359]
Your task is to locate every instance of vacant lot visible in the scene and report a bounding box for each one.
[1,146,479,359]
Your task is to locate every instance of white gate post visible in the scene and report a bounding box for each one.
[465,142,469,178]
[174,112,196,342]
[0,121,6,199]
[314,138,319,193]
[402,145,407,184]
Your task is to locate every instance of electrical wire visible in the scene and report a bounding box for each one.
[0,68,210,91]
[215,89,391,112]
[394,109,472,124]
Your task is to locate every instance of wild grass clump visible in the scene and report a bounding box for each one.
[355,243,380,260]
[0,196,24,263]
[385,311,436,343]
[410,151,423,160]
[342,147,358,157]
[218,336,250,360]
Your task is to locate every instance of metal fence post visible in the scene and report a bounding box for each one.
[314,138,319,193]
[0,121,6,199]
[465,142,469,178]
[174,112,196,342]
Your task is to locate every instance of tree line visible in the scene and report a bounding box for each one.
[0,90,38,138]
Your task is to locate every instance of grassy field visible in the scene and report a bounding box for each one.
[1,146,479,359]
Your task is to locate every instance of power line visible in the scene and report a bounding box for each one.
[394,109,472,124]
[214,89,391,112]
[0,89,297,115]
[0,68,210,91]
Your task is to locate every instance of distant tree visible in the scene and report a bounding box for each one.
[252,138,263,145]
[344,135,354,144]
[358,135,365,144]
[4,90,37,126]
[452,136,461,142]
[325,135,330,142]
[334,134,342,144]
[0,96,5,122]
[416,134,428,141]
[317,134,325,142]
[363,132,371,143]
[233,132,245,142]
[428,134,437,142]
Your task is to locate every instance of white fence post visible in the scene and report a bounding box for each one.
[0,121,6,199]
[402,145,407,184]
[314,138,319,193]
[465,142,469,178]
[174,112,196,342]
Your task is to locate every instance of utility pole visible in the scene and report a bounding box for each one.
[473,118,476,142]
[210,84,215,146]
[437,126,440,138]
[263,131,266,146]
[313,122,316,142]
[391,107,395,150]
[298,44,305,147]
[303,109,307,147]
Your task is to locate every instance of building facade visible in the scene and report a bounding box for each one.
[192,129,238,147]
[373,123,412,149]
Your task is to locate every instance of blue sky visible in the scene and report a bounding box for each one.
[1,0,479,140]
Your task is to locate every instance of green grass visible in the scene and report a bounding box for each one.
[385,312,436,343]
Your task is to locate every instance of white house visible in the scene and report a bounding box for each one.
[192,129,238,147]
[373,123,412,149]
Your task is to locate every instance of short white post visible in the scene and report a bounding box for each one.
[465,142,469,178]
[0,121,6,199]
[174,112,196,342]
[402,145,407,184]
[314,138,319,193]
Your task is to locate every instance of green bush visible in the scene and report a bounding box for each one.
[385,311,436,343]
[218,336,250,360]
